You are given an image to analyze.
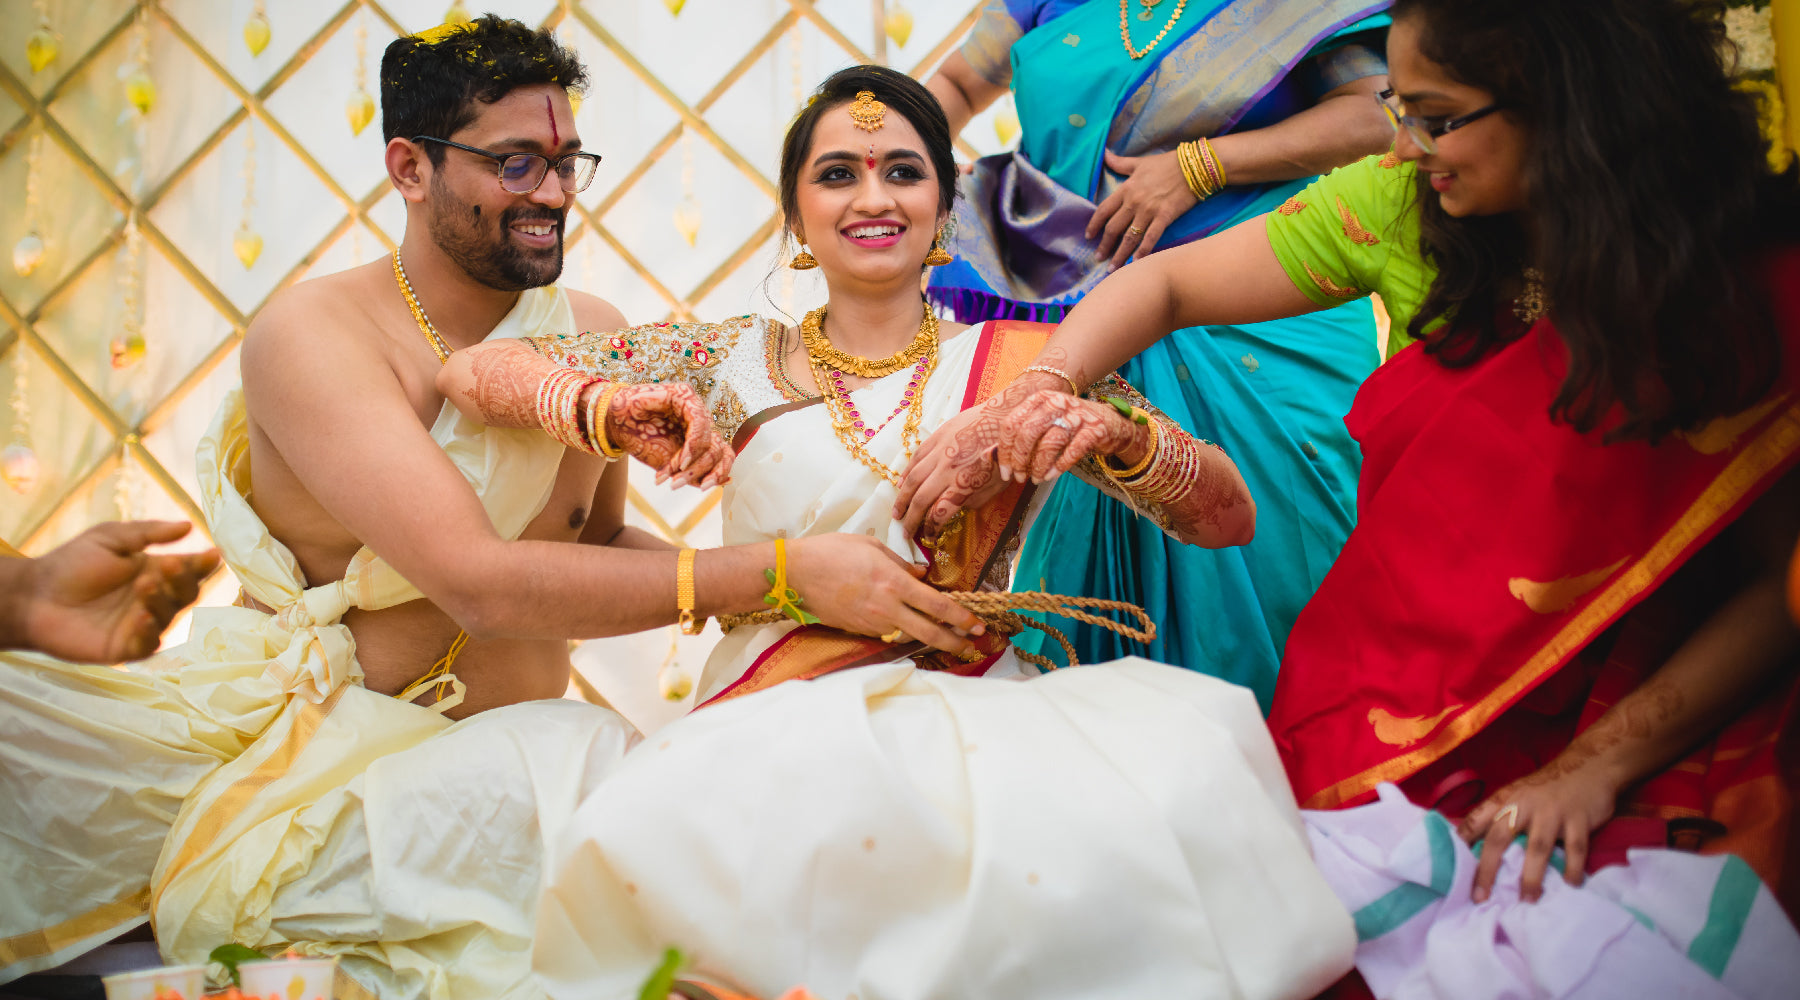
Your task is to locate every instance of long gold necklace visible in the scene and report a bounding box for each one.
[801,304,934,378]
[392,249,453,364]
[802,304,939,486]
[1119,0,1187,59]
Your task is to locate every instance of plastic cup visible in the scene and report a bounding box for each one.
[236,955,337,1000]
[100,963,208,1000]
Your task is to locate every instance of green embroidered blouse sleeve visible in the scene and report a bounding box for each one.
[1265,153,1440,356]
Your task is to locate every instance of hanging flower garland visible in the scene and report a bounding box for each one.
[4,350,39,495]
[244,0,270,57]
[25,0,58,75]
[347,10,375,136]
[14,132,45,278]
[234,123,262,269]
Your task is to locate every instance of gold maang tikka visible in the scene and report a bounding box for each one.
[848,90,886,132]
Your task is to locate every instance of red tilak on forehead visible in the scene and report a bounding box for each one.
[546,95,559,147]
[865,145,877,169]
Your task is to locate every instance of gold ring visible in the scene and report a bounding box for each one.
[880,629,906,644]
[1494,803,1521,831]
[1126,225,1145,236]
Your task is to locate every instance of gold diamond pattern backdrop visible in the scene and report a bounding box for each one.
[0,0,1010,689]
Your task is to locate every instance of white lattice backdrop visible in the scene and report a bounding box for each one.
[0,0,1012,706]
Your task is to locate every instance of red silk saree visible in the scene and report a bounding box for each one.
[1272,248,1800,905]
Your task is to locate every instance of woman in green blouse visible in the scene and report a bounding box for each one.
[896,0,1800,910]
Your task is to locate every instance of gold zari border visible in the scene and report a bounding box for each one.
[0,888,150,967]
[1304,401,1800,808]
[151,685,347,913]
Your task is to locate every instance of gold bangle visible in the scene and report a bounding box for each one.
[1176,141,1217,201]
[1198,137,1227,191]
[676,547,704,635]
[1020,364,1080,396]
[589,382,626,460]
[1101,414,1159,479]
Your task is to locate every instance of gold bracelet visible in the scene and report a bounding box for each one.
[588,382,626,460]
[1101,415,1160,480]
[1020,364,1081,395]
[676,547,704,635]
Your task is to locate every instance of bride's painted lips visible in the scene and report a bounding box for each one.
[841,218,906,248]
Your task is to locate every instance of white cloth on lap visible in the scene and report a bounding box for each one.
[1304,783,1800,1000]
[534,658,1356,1000]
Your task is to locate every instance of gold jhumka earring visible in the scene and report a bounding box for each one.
[924,226,954,267]
[789,241,818,270]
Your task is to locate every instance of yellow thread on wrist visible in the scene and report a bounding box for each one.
[763,537,820,625]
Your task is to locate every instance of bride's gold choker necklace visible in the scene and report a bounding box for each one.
[800,303,936,379]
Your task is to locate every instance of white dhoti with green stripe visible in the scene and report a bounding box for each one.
[1304,784,1800,1000]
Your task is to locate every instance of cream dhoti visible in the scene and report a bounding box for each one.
[535,658,1356,1000]
[0,287,640,1000]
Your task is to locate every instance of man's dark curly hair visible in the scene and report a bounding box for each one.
[380,14,588,165]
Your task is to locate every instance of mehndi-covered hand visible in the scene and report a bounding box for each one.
[894,369,1077,536]
[992,389,1148,485]
[605,382,734,489]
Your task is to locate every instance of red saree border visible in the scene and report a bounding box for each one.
[1303,400,1800,808]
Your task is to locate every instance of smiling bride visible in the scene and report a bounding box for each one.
[437,66,1353,1000]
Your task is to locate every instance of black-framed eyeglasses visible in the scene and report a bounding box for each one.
[413,136,602,194]
[1375,88,1501,155]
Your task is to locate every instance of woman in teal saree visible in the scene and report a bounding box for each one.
[927,0,1393,710]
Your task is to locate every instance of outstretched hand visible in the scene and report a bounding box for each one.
[606,382,733,490]
[9,520,221,663]
[1460,755,1619,904]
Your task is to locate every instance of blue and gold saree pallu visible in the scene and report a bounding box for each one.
[931,0,1390,710]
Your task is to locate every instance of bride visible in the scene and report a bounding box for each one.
[439,66,1354,1000]
[441,76,1255,704]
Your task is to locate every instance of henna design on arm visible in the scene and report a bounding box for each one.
[459,344,561,428]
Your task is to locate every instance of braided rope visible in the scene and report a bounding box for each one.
[718,591,1155,671]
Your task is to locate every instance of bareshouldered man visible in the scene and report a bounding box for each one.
[0,16,976,998]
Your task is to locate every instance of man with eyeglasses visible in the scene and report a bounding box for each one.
[0,15,738,998]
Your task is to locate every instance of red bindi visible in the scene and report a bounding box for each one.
[866,145,877,170]
[546,95,559,147]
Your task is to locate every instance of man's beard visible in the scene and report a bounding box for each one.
[427,176,565,292]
